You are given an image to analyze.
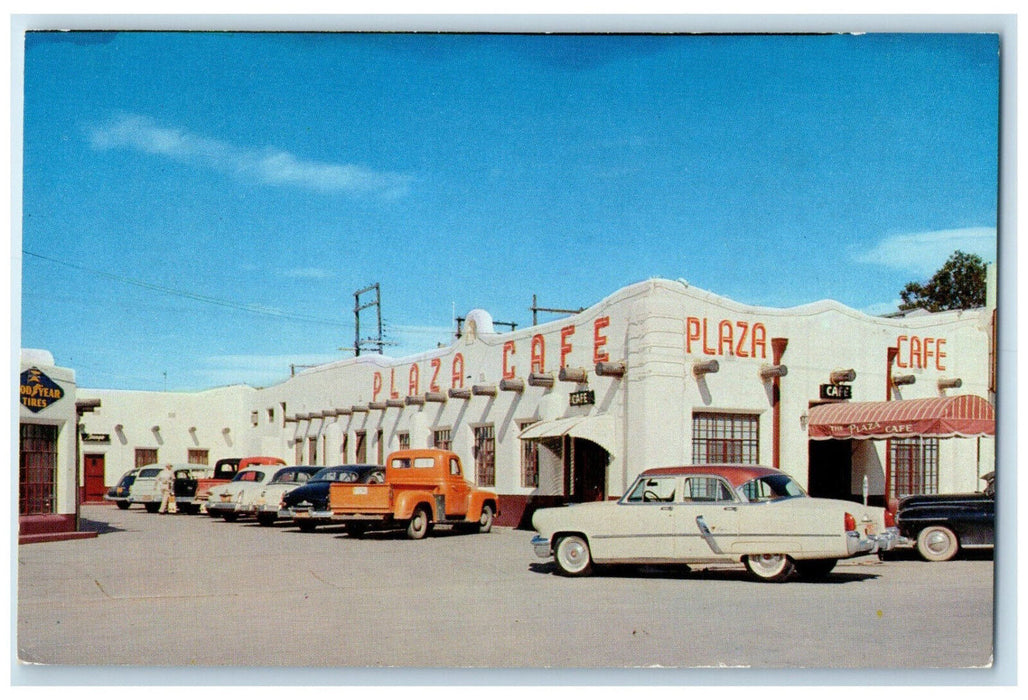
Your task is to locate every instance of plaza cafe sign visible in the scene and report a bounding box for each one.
[369,314,775,399]
[367,313,951,399]
[20,367,65,413]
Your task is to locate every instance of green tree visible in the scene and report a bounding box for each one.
[899,250,988,312]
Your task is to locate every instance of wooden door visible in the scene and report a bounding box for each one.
[83,453,107,503]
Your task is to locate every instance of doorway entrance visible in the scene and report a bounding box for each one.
[565,437,609,502]
[807,439,855,503]
[83,453,106,503]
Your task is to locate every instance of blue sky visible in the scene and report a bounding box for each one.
[17,31,1000,392]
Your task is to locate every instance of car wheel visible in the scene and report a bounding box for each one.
[477,504,494,534]
[916,525,960,562]
[744,553,796,582]
[406,506,432,540]
[297,521,317,533]
[144,503,159,514]
[345,523,367,538]
[116,502,130,510]
[554,535,594,577]
[257,514,276,527]
[222,512,239,523]
[794,558,837,580]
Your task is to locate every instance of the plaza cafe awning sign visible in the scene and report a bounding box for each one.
[20,367,65,413]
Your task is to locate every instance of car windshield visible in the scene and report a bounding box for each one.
[738,474,807,502]
[312,469,358,483]
[138,468,162,478]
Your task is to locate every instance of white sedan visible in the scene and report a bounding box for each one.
[235,466,323,526]
[205,466,277,521]
[531,465,899,582]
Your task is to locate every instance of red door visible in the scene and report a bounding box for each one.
[83,454,106,503]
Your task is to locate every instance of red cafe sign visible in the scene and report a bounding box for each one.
[896,335,947,371]
[371,316,612,399]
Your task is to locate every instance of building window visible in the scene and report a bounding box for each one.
[355,431,367,463]
[20,424,57,515]
[433,428,452,451]
[890,438,939,498]
[398,432,410,450]
[473,425,496,487]
[135,448,158,467]
[519,421,539,488]
[188,449,209,465]
[308,437,317,465]
[692,412,759,464]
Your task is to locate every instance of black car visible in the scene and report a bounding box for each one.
[895,472,995,561]
[104,468,140,509]
[280,464,384,532]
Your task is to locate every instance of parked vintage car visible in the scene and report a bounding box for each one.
[104,468,141,509]
[127,463,212,513]
[205,466,279,521]
[895,471,995,562]
[235,466,323,526]
[531,465,900,582]
[281,464,384,532]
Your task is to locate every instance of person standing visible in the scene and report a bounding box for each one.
[157,463,177,514]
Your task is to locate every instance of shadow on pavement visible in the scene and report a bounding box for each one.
[527,560,880,584]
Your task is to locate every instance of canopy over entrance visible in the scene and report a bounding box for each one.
[807,394,994,441]
[518,414,617,455]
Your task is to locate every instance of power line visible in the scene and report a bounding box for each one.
[22,250,353,329]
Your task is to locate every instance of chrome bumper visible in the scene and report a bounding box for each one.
[531,535,552,559]
[205,501,237,515]
[847,527,901,556]
[289,509,333,521]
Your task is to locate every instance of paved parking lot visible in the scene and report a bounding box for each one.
[15,504,999,682]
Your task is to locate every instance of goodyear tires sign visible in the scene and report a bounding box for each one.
[21,367,65,413]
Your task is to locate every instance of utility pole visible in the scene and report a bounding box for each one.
[531,294,585,326]
[353,283,388,356]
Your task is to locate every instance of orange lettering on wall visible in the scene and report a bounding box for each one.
[530,334,546,373]
[451,353,465,389]
[718,320,734,356]
[686,317,702,354]
[409,364,420,396]
[936,339,947,371]
[751,323,767,360]
[430,358,441,392]
[896,336,908,368]
[503,341,516,379]
[389,368,399,399]
[735,321,750,358]
[702,318,717,355]
[896,335,947,371]
[560,325,575,368]
[593,316,610,363]
[910,337,922,369]
[372,372,383,401]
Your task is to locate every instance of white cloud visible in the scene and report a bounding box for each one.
[87,113,411,197]
[855,227,997,276]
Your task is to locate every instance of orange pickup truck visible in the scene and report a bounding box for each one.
[328,449,499,539]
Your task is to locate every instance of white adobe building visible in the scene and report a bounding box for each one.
[71,278,995,528]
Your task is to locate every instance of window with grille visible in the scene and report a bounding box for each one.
[188,449,209,465]
[20,424,58,515]
[135,448,158,467]
[398,432,410,450]
[355,431,367,463]
[433,428,452,451]
[519,421,539,488]
[890,438,939,498]
[473,425,496,487]
[692,412,759,464]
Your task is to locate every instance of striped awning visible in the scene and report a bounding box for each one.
[808,394,995,440]
[519,414,617,455]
